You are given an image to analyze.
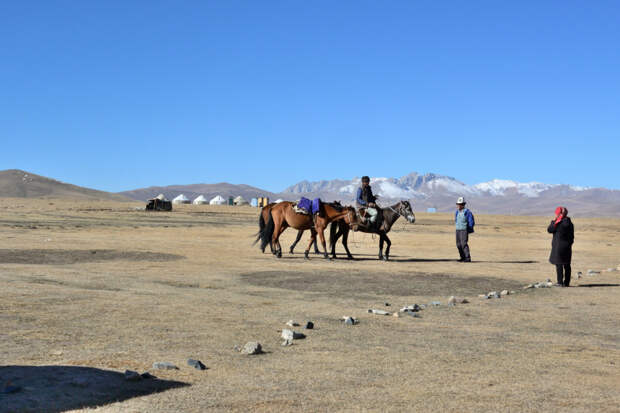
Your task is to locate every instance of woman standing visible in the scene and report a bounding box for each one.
[547,206,574,287]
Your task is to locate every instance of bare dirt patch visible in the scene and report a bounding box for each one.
[0,249,183,265]
[240,270,525,297]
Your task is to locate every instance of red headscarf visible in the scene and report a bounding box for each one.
[554,206,567,227]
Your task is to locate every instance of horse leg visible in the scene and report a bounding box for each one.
[384,233,391,261]
[378,233,385,261]
[342,227,353,260]
[304,230,316,260]
[312,228,320,254]
[330,228,342,259]
[317,225,330,259]
[290,229,304,254]
[272,218,285,259]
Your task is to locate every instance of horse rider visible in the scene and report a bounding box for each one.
[356,176,378,226]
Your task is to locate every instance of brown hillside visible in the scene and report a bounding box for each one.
[0,169,129,201]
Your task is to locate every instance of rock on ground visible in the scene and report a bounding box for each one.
[152,362,178,370]
[124,370,142,381]
[281,329,306,340]
[343,316,357,325]
[187,359,207,370]
[241,341,262,355]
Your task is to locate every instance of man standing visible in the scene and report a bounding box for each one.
[455,197,475,262]
[356,176,378,226]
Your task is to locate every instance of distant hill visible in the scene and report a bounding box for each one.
[119,183,278,203]
[0,170,129,201]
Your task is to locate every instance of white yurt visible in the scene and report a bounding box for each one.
[250,198,258,207]
[209,195,227,205]
[192,195,208,205]
[155,193,166,200]
[274,199,284,203]
[233,196,248,206]
[172,194,190,204]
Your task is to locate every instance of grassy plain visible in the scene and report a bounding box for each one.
[0,199,618,412]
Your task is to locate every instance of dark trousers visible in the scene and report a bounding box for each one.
[556,264,571,286]
[456,230,471,261]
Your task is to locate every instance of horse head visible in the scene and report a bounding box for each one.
[398,200,416,224]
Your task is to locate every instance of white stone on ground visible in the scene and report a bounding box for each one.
[241,341,262,355]
[152,362,178,370]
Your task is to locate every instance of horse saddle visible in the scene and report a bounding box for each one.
[358,207,384,229]
[294,197,321,215]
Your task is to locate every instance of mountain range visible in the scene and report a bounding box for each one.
[279,173,620,217]
[1,169,618,217]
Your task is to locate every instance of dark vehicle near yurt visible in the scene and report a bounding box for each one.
[146,194,172,211]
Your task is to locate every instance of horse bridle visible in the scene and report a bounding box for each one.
[386,202,408,218]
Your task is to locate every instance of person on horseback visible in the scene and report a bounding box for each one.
[356,176,378,227]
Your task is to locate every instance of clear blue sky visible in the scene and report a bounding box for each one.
[2,1,619,192]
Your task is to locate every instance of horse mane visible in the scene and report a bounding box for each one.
[327,200,343,212]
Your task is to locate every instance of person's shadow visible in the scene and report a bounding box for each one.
[0,365,189,412]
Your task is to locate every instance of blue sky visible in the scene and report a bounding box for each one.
[1,1,618,192]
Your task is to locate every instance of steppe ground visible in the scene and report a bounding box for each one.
[0,198,619,413]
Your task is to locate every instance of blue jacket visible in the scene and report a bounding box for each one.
[455,208,475,233]
[356,186,375,207]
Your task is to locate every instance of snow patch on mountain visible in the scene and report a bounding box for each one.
[473,180,555,198]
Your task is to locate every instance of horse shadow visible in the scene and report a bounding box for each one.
[577,283,620,288]
[0,365,189,412]
[329,256,539,264]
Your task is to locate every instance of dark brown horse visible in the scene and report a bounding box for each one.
[261,201,358,259]
[330,200,415,260]
[254,203,319,254]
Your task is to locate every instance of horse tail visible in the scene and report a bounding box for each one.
[260,209,275,252]
[253,210,266,249]
[329,221,338,249]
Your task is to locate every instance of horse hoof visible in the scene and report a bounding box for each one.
[304,251,310,260]
[347,256,354,260]
[289,249,294,254]
[383,256,389,261]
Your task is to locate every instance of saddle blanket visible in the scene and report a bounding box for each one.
[294,197,321,215]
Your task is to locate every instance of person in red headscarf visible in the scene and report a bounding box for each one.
[547,206,574,286]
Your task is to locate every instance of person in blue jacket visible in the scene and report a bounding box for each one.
[356,176,378,226]
[454,197,475,262]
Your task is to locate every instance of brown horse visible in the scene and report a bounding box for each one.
[261,201,358,259]
[329,200,415,261]
[254,203,319,254]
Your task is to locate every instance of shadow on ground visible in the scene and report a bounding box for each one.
[240,270,525,298]
[0,249,183,265]
[577,283,620,288]
[0,365,188,412]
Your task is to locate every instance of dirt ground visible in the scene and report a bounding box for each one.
[0,198,618,412]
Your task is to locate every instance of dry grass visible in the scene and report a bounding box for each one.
[0,198,619,412]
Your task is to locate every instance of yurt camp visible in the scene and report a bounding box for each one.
[209,195,227,205]
[233,196,248,206]
[172,194,190,204]
[192,195,208,205]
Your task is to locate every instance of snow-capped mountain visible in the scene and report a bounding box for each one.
[280,173,618,217]
[282,173,587,199]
